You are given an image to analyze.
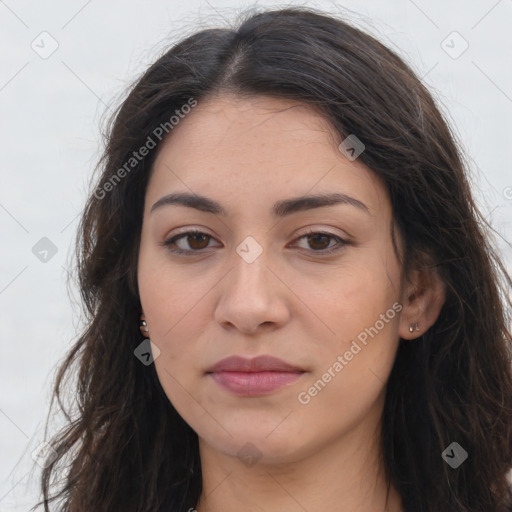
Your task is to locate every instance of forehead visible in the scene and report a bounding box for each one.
[146,94,389,220]
[153,95,339,168]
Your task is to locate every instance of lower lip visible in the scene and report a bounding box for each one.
[209,371,304,396]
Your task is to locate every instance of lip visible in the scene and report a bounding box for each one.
[206,355,306,396]
[206,355,305,373]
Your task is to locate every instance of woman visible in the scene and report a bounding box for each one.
[35,6,512,512]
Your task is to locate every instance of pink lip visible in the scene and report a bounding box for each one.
[206,355,306,396]
[207,355,304,373]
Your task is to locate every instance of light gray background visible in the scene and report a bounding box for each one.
[1,1,511,510]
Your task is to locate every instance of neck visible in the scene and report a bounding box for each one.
[194,399,404,512]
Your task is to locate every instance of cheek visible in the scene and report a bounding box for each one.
[297,257,401,396]
[296,316,400,433]
[306,258,400,339]
[138,253,213,342]
[137,257,208,395]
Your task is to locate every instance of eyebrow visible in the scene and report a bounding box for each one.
[150,192,370,217]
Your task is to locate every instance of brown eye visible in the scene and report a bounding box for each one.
[162,230,219,254]
[306,233,332,251]
[187,232,211,250]
[292,230,350,256]
[162,229,349,256]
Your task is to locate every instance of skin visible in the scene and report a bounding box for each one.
[137,94,445,512]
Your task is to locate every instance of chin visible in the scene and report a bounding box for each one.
[198,419,313,466]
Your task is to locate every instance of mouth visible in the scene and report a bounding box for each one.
[205,355,306,396]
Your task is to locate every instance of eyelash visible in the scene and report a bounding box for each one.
[161,228,350,256]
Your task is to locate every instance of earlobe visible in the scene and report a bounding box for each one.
[398,263,446,340]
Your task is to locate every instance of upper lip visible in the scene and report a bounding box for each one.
[206,355,305,373]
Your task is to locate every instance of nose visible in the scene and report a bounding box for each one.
[214,247,291,335]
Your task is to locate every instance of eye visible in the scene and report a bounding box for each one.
[161,229,219,254]
[291,229,350,255]
[161,228,350,256]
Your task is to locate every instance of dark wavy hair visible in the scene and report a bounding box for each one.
[33,6,512,512]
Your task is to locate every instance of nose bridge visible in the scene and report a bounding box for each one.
[229,237,270,298]
[214,234,289,332]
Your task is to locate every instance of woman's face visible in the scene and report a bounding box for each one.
[137,94,410,464]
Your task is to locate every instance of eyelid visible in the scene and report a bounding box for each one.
[290,228,350,255]
[161,226,351,256]
[161,228,220,254]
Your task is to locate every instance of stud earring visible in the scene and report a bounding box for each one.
[409,323,420,333]
[139,314,149,336]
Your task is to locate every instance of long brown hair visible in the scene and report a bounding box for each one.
[34,6,512,511]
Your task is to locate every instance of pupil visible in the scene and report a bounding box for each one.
[190,233,209,249]
[309,234,329,250]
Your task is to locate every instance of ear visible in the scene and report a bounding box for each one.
[398,257,446,340]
